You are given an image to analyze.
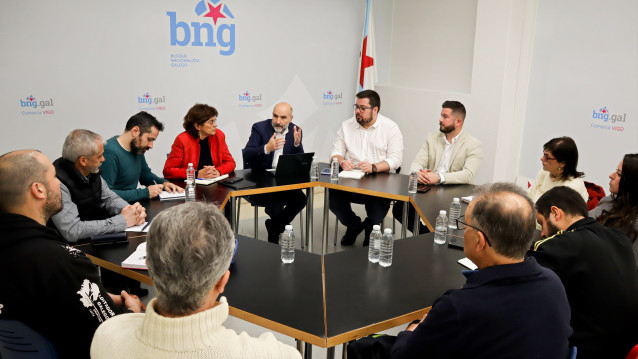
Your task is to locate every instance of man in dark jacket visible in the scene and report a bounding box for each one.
[0,150,144,358]
[241,102,306,243]
[391,183,572,359]
[529,186,638,359]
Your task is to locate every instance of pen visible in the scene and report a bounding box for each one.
[141,222,150,231]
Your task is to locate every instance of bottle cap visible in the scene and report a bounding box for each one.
[384,228,392,234]
[373,224,380,230]
[440,210,447,215]
[285,225,293,231]
[188,163,193,166]
[453,198,460,203]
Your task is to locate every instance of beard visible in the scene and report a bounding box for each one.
[130,137,149,155]
[87,164,101,174]
[356,113,373,126]
[544,219,561,238]
[43,183,63,219]
[439,123,455,134]
[272,122,285,134]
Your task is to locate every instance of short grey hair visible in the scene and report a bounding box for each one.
[146,202,235,316]
[0,150,48,212]
[469,182,536,259]
[61,129,102,162]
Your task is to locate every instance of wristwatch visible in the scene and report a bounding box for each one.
[372,164,377,173]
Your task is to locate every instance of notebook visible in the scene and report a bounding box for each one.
[121,242,147,270]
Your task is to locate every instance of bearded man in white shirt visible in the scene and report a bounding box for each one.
[393,100,483,234]
[330,90,404,246]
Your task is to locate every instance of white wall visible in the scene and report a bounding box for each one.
[519,0,638,189]
[0,0,367,173]
[377,0,537,185]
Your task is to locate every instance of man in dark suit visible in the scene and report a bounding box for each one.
[242,102,306,243]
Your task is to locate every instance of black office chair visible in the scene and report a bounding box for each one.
[332,167,401,245]
[235,196,305,247]
[0,320,58,359]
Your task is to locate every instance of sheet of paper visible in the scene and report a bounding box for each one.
[338,170,365,180]
[159,191,185,200]
[458,257,478,270]
[194,174,229,185]
[125,222,149,233]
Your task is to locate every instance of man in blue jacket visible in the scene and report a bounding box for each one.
[242,102,306,243]
[391,183,572,359]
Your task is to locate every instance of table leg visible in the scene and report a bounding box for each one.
[306,187,314,252]
[304,342,313,359]
[342,343,347,358]
[326,346,335,359]
[230,197,238,233]
[296,339,304,356]
[412,200,420,235]
[401,201,408,239]
[322,188,330,255]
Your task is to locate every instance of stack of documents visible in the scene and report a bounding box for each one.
[158,191,185,201]
[122,242,147,270]
[338,170,365,180]
[195,174,229,185]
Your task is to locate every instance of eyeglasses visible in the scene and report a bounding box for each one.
[456,215,492,247]
[542,152,556,161]
[353,105,373,112]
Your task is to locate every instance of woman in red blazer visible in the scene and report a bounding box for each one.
[163,104,236,179]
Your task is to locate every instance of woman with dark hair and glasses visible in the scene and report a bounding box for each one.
[163,103,236,180]
[527,136,588,203]
[590,154,638,266]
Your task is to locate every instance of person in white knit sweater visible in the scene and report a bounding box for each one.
[90,202,301,359]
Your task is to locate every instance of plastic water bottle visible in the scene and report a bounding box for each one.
[408,170,418,194]
[368,225,382,263]
[186,163,195,184]
[280,225,295,264]
[330,158,339,181]
[185,163,196,202]
[310,155,319,180]
[379,228,394,267]
[448,198,461,229]
[434,210,448,244]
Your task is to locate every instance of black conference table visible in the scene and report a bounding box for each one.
[150,165,475,250]
[82,169,475,358]
[81,233,467,358]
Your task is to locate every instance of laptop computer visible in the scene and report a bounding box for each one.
[269,152,314,184]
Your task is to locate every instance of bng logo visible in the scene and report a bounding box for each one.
[322,90,343,106]
[137,92,166,111]
[238,91,263,108]
[20,95,54,109]
[167,0,236,56]
[19,95,55,115]
[590,105,626,132]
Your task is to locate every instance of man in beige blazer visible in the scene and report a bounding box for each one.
[393,101,482,233]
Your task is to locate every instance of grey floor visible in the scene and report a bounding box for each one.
[138,188,409,358]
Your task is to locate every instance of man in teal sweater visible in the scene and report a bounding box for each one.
[102,111,182,203]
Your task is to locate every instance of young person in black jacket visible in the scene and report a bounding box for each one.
[0,150,144,358]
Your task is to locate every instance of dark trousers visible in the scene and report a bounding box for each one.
[391,203,430,234]
[249,189,307,232]
[329,190,391,230]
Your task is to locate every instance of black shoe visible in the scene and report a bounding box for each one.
[265,219,280,244]
[341,219,364,246]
